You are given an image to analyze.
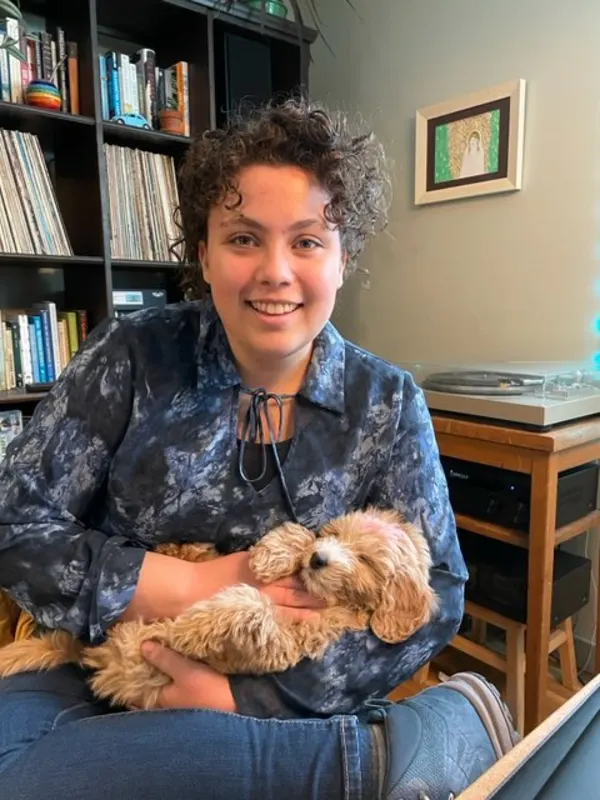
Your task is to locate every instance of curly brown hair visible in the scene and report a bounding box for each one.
[175,96,391,300]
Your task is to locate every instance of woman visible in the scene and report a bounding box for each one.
[0,98,515,799]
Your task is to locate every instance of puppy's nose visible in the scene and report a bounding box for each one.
[309,552,328,570]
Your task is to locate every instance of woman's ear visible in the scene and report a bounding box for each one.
[199,241,210,284]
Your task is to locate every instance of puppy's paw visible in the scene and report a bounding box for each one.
[250,522,316,582]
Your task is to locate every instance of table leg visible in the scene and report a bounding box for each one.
[526,453,558,733]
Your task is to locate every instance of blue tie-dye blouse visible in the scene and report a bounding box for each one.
[0,297,467,719]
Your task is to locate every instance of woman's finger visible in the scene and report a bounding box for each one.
[272,575,305,590]
[271,586,326,608]
[141,641,185,679]
[275,606,322,622]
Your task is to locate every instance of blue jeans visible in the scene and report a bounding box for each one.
[0,666,379,799]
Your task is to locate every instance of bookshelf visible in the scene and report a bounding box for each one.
[0,0,316,411]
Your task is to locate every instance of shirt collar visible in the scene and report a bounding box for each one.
[196,295,346,414]
[298,322,345,414]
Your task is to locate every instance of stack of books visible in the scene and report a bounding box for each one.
[0,127,72,256]
[0,16,79,113]
[0,301,87,390]
[104,143,182,262]
[100,48,189,135]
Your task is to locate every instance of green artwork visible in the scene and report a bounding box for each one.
[434,124,453,184]
[432,108,501,184]
[486,108,500,173]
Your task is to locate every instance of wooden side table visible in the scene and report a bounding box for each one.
[431,413,600,734]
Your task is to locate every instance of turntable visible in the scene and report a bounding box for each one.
[401,362,600,428]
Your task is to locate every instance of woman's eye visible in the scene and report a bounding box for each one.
[230,234,258,247]
[295,238,321,250]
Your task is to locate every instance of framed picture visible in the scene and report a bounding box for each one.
[414,79,526,205]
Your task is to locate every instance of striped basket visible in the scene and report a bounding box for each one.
[26,79,62,111]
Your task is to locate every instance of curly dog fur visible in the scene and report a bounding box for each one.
[0,508,438,710]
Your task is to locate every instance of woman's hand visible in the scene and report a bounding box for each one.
[137,641,236,712]
[191,551,324,622]
[120,549,324,627]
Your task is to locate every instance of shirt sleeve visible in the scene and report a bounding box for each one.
[229,371,467,719]
[0,317,146,645]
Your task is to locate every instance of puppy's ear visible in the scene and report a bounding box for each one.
[370,568,439,644]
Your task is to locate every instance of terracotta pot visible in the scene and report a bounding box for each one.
[159,109,184,135]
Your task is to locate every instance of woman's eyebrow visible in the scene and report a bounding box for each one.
[220,215,325,231]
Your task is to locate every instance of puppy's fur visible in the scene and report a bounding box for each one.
[0,508,438,709]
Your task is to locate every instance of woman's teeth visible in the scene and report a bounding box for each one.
[250,301,299,316]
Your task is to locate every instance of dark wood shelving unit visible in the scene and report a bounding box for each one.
[0,100,95,129]
[0,253,104,268]
[111,258,182,272]
[102,120,191,153]
[0,389,47,406]
[0,0,315,403]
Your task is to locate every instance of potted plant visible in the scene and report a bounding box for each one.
[221,1,354,40]
[0,0,26,62]
[159,99,184,135]
[241,1,288,19]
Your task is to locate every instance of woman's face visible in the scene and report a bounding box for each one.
[199,164,345,378]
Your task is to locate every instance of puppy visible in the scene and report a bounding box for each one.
[0,508,438,710]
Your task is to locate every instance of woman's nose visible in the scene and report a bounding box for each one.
[256,244,293,285]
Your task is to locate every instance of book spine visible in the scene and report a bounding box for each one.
[0,35,10,102]
[33,34,42,81]
[129,61,138,115]
[156,68,165,114]
[57,319,69,370]
[46,302,61,378]
[4,325,15,389]
[134,47,157,127]
[99,55,108,120]
[55,27,68,113]
[26,35,37,81]
[6,17,22,102]
[76,310,88,343]
[176,62,189,136]
[8,321,22,387]
[32,314,47,383]
[65,311,79,356]
[17,313,33,385]
[38,309,55,382]
[18,23,30,96]
[105,51,120,118]
[119,53,131,114]
[40,31,53,82]
[28,320,40,383]
[0,313,5,391]
[66,41,79,114]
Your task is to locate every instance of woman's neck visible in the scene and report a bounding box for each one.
[236,345,313,396]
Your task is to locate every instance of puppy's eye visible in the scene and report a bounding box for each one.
[358,554,372,566]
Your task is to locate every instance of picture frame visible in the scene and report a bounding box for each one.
[414,78,526,206]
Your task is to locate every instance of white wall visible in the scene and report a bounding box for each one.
[308,0,600,667]
[309,0,600,366]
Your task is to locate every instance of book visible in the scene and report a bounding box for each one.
[0,303,87,391]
